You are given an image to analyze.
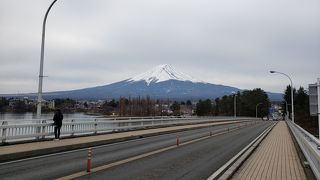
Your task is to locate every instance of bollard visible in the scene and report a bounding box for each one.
[176,135,180,146]
[87,148,92,172]
[210,131,212,136]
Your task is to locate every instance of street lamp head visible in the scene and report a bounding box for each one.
[270,70,276,73]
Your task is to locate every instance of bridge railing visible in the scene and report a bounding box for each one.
[0,116,255,144]
[287,120,320,179]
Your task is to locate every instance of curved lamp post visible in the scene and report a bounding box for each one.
[37,0,58,118]
[256,103,263,118]
[270,70,294,123]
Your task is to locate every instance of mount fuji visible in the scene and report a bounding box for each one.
[23,64,282,100]
[127,64,202,85]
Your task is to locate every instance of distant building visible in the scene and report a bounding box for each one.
[48,100,55,109]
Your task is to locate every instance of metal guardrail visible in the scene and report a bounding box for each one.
[0,116,256,144]
[287,120,320,179]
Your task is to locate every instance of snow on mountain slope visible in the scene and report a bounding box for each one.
[127,64,202,85]
[7,64,282,101]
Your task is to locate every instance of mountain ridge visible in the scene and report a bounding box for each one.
[1,64,283,101]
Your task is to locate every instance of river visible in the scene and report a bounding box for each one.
[0,112,100,121]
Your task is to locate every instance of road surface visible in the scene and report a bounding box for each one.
[0,121,273,180]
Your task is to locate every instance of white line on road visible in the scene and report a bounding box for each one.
[57,123,257,180]
[0,121,242,166]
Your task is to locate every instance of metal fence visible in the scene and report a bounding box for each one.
[0,116,254,144]
[287,120,320,179]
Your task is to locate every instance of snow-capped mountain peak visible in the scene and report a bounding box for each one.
[128,64,202,85]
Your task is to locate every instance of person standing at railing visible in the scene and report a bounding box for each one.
[53,109,63,140]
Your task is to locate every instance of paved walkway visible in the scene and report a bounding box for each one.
[232,121,307,180]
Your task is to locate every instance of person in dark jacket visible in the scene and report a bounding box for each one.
[53,109,63,140]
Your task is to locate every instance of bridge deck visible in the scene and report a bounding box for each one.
[0,120,238,162]
[232,121,307,180]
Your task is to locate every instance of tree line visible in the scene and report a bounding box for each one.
[0,98,76,113]
[102,97,192,116]
[0,88,271,118]
[282,85,317,136]
[196,88,270,117]
[0,97,35,113]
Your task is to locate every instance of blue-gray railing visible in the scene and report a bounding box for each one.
[287,120,320,179]
[0,116,256,143]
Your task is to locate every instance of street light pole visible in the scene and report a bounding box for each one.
[270,70,294,123]
[256,103,262,118]
[317,78,320,139]
[284,100,289,120]
[234,94,237,119]
[37,0,58,118]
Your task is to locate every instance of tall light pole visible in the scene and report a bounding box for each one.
[284,100,289,120]
[270,70,294,123]
[317,78,320,139]
[256,103,262,118]
[37,0,58,118]
[233,93,237,119]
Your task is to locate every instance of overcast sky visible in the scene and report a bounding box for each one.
[1,0,319,94]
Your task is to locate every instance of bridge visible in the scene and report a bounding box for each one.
[0,116,319,180]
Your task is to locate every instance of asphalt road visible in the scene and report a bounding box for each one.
[79,121,274,180]
[0,121,273,180]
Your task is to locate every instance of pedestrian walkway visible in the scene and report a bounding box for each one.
[232,121,307,180]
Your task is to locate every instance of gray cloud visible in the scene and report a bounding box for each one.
[0,0,319,94]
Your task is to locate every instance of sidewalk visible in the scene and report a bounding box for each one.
[232,121,307,180]
[0,120,239,162]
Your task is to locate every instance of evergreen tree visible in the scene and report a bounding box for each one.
[282,85,296,119]
[196,99,212,116]
[170,101,180,115]
[219,95,233,116]
[0,97,9,112]
[281,86,317,135]
[107,99,117,108]
[213,98,220,116]
[240,88,270,117]
[186,100,192,106]
[212,89,270,117]
[54,98,76,109]
[294,87,309,121]
[13,100,27,113]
